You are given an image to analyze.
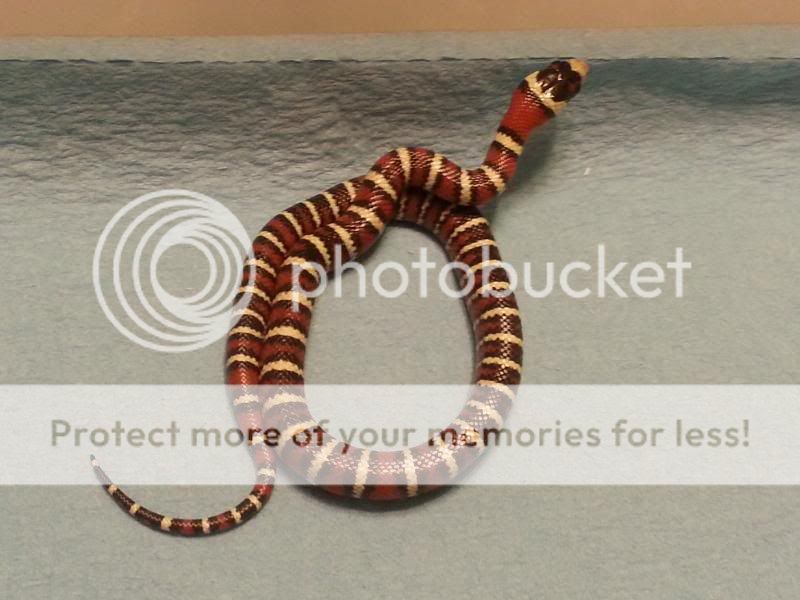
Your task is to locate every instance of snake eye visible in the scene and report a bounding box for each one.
[552,71,583,102]
[536,66,560,92]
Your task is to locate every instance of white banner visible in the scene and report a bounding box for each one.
[1,385,796,485]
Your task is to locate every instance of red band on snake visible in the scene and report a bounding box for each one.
[93,59,589,535]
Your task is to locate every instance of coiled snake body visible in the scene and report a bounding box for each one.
[94,59,588,535]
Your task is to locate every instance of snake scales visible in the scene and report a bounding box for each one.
[93,59,588,535]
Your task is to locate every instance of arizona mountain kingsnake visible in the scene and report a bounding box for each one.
[93,58,589,535]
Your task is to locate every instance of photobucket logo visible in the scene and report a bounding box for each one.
[92,190,254,353]
[291,244,692,307]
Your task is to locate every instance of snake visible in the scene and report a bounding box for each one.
[92,58,588,535]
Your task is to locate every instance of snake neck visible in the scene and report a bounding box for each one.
[354,59,589,215]
[478,58,589,205]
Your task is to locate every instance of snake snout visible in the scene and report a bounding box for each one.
[536,59,589,103]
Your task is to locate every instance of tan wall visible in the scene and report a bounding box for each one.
[2,0,800,36]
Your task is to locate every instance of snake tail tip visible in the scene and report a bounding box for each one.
[90,456,115,487]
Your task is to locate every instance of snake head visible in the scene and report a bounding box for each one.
[529,59,589,113]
